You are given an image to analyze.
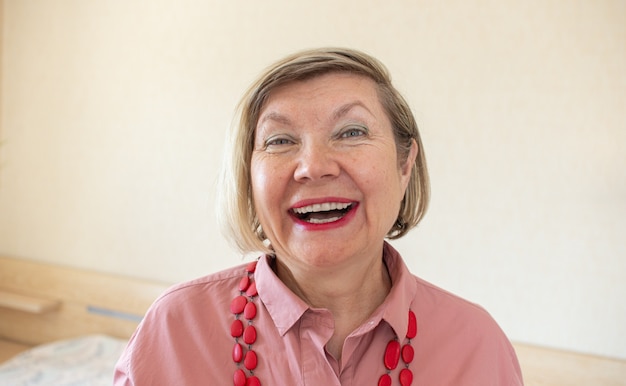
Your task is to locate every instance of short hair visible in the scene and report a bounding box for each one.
[218,47,430,254]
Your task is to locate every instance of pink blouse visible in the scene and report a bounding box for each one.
[114,242,523,385]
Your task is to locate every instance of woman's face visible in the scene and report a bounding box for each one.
[251,72,416,269]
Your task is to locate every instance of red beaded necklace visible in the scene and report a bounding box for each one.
[230,260,417,386]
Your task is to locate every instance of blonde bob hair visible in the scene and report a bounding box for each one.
[218,47,430,254]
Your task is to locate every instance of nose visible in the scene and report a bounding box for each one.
[293,140,340,182]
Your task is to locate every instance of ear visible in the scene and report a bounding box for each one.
[400,139,418,190]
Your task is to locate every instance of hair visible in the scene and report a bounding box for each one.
[218,47,430,254]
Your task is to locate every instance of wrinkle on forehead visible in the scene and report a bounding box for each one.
[257,73,380,120]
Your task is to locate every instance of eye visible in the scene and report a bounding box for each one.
[340,126,367,139]
[261,134,296,152]
[267,137,293,146]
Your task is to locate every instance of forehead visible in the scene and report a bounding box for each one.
[258,72,384,121]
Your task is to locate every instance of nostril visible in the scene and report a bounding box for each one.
[294,149,340,181]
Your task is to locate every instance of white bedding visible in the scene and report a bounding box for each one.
[0,335,127,386]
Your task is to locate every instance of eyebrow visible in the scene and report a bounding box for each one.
[259,100,374,127]
[332,101,374,121]
[258,111,293,126]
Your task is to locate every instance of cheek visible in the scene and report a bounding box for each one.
[250,158,267,206]
[361,161,407,203]
[359,165,383,187]
[357,153,396,185]
[250,158,288,206]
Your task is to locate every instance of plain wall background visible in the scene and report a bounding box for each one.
[1,0,624,359]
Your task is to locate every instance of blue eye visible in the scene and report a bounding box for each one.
[268,138,292,146]
[263,135,296,151]
[341,126,367,138]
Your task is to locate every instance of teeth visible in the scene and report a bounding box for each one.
[292,202,351,214]
[307,216,342,224]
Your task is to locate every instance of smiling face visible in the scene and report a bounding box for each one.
[250,72,416,269]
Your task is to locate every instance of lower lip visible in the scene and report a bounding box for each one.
[290,203,359,231]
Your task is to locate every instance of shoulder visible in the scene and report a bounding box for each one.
[115,262,255,384]
[162,263,247,296]
[410,274,507,337]
[145,262,251,318]
[411,275,490,316]
[128,262,253,352]
[409,275,522,384]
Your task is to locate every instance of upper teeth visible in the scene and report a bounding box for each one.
[292,202,351,214]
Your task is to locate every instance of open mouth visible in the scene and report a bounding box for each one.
[291,202,355,224]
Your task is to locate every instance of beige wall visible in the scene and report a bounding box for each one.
[1,0,624,359]
[0,0,3,146]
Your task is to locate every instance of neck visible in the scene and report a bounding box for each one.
[274,249,391,312]
[273,246,392,359]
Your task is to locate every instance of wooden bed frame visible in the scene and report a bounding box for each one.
[1,256,625,385]
[0,256,170,362]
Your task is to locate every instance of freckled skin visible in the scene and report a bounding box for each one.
[251,72,416,273]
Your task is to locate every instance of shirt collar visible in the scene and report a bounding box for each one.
[254,241,416,338]
[255,254,309,336]
[378,241,417,339]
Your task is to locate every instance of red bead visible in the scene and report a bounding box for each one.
[246,260,258,273]
[243,325,257,345]
[239,276,250,292]
[378,374,392,386]
[231,295,248,314]
[399,368,413,386]
[244,301,257,320]
[401,344,414,363]
[231,319,244,337]
[383,340,401,370]
[406,310,417,339]
[234,369,246,386]
[232,343,243,363]
[245,281,258,297]
[244,350,258,370]
[246,376,261,386]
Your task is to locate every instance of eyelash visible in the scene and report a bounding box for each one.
[339,126,367,139]
[262,125,368,150]
[267,138,292,146]
[263,136,295,150]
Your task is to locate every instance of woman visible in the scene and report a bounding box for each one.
[114,48,523,385]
